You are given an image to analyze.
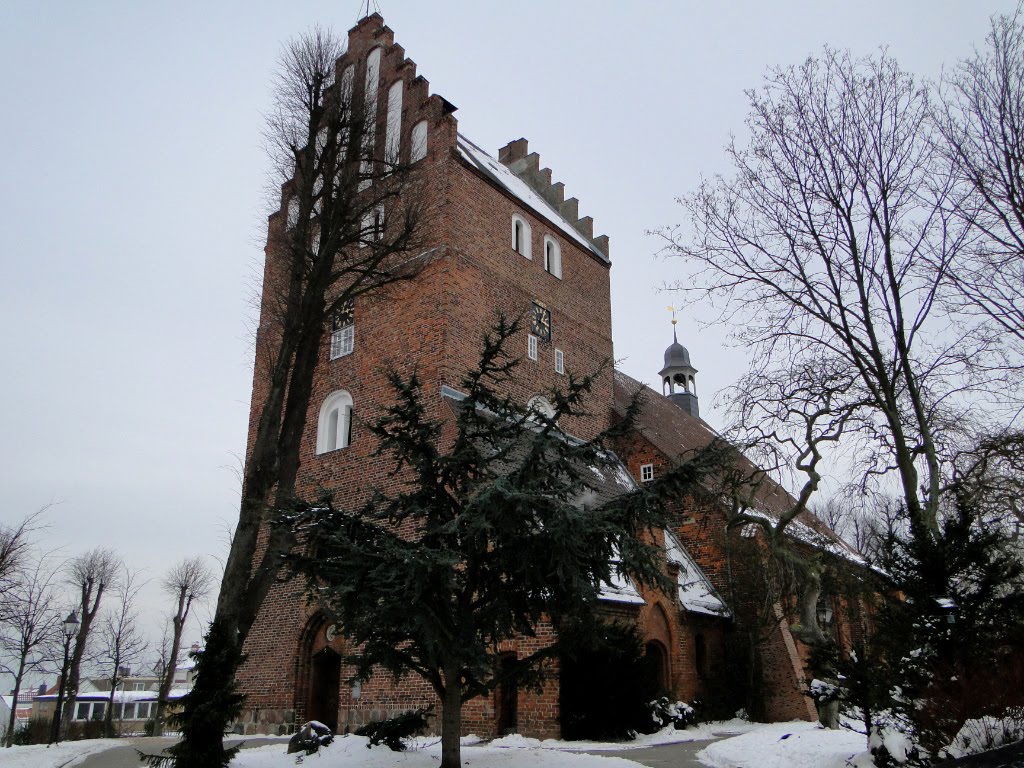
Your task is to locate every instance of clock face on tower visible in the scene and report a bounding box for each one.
[531,302,552,342]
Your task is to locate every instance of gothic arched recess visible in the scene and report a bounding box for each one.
[294,614,342,732]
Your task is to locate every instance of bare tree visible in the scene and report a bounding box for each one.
[664,49,980,545]
[61,548,121,736]
[165,25,433,766]
[0,509,46,623]
[0,554,61,747]
[99,566,148,737]
[1,580,58,746]
[152,557,211,736]
[938,6,1024,366]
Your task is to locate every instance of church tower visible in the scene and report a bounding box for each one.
[658,312,699,418]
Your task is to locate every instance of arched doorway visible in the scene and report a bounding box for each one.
[307,647,341,732]
[643,641,670,694]
[295,615,342,732]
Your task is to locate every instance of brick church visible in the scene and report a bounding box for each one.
[236,13,870,738]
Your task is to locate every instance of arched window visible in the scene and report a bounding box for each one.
[385,80,403,166]
[410,120,428,163]
[543,236,561,279]
[512,215,532,259]
[360,48,382,191]
[527,395,556,420]
[316,390,353,454]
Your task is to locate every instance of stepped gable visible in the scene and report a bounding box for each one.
[342,14,460,152]
[455,136,610,263]
[613,370,864,565]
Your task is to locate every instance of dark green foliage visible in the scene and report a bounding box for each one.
[12,717,51,745]
[282,317,724,765]
[560,622,665,740]
[355,706,433,751]
[140,622,244,768]
[857,496,1024,754]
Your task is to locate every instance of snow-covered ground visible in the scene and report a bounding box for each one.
[0,722,874,768]
[696,721,875,768]
[487,717,756,751]
[0,739,122,768]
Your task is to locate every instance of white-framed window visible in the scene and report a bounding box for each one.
[132,682,145,691]
[316,390,354,454]
[385,79,403,166]
[527,334,538,361]
[554,348,565,375]
[640,463,654,483]
[512,215,532,259]
[543,236,562,279]
[360,206,384,246]
[286,197,299,230]
[410,120,428,163]
[330,300,355,359]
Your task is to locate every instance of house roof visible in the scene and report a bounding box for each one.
[456,135,610,264]
[612,370,866,567]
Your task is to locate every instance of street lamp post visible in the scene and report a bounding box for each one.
[48,611,80,745]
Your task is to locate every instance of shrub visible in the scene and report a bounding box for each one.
[355,706,433,751]
[12,717,51,745]
[647,697,697,730]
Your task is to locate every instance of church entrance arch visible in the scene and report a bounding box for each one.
[295,615,342,732]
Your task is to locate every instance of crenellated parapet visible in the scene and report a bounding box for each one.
[498,139,610,258]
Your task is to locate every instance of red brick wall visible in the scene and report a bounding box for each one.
[237,13,616,739]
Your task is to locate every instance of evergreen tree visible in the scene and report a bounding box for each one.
[283,317,724,768]
[869,495,1024,756]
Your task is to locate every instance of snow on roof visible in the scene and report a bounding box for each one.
[597,569,647,605]
[664,530,731,617]
[35,690,154,703]
[739,508,868,567]
[456,135,609,263]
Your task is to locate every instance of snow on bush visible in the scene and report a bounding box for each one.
[940,709,1024,759]
[646,697,696,730]
[808,678,843,703]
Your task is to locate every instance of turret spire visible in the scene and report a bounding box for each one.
[658,308,699,418]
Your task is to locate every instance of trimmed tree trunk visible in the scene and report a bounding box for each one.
[440,679,463,768]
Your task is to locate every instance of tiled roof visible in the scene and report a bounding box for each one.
[613,370,865,566]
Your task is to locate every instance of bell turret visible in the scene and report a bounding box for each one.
[659,311,699,418]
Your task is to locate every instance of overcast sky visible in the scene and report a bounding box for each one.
[1,0,1017,664]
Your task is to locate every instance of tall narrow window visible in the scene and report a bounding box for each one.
[360,48,382,190]
[410,120,428,163]
[317,390,354,454]
[360,206,384,246]
[543,236,562,278]
[527,334,538,361]
[338,65,356,162]
[286,197,299,230]
[554,348,565,375]
[512,215,532,259]
[385,80,403,166]
[640,464,654,482]
[330,300,355,359]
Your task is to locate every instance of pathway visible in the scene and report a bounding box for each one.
[587,738,718,768]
